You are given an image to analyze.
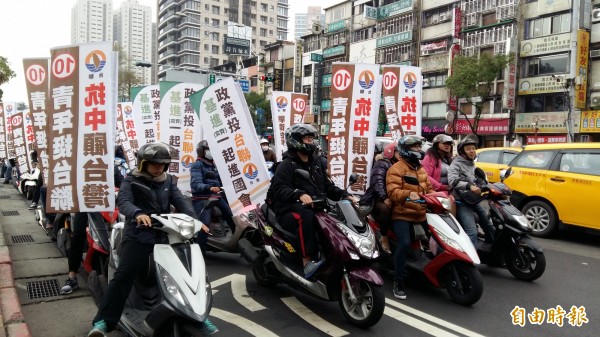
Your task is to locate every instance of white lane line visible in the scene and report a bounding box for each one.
[210,273,266,312]
[281,296,349,337]
[384,306,461,337]
[210,308,279,337]
[386,299,487,337]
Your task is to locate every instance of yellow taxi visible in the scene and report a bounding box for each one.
[475,147,522,183]
[502,143,600,237]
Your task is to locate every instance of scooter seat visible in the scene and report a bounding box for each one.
[260,204,297,240]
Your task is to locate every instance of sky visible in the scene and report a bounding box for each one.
[0,0,339,103]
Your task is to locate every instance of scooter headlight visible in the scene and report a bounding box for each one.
[510,214,532,231]
[435,230,464,253]
[157,265,191,308]
[336,223,377,259]
[436,197,453,211]
[172,217,195,239]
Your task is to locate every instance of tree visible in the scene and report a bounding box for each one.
[115,44,144,101]
[445,52,513,135]
[245,92,271,136]
[0,56,16,102]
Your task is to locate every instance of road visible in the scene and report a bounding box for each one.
[1,182,598,337]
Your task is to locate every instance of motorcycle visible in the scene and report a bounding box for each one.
[93,213,213,337]
[368,175,483,306]
[238,171,385,328]
[85,209,119,305]
[17,164,42,200]
[474,168,546,281]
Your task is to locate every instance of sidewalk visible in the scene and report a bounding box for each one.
[0,183,120,337]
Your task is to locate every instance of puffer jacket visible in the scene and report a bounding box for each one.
[190,158,223,199]
[360,158,393,206]
[421,153,448,192]
[118,173,196,244]
[386,158,433,222]
[448,155,480,200]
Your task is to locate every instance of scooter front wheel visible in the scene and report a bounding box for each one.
[339,280,385,328]
[506,246,546,281]
[252,252,279,287]
[445,263,483,306]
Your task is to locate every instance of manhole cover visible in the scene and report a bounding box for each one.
[2,210,20,216]
[12,235,34,243]
[26,279,61,299]
[0,195,9,199]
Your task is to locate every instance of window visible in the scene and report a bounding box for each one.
[260,28,267,37]
[304,64,312,77]
[522,94,566,112]
[527,13,570,38]
[422,5,452,26]
[212,46,219,54]
[524,54,569,77]
[477,150,500,164]
[212,6,220,15]
[423,73,447,87]
[260,15,267,24]
[502,151,519,165]
[422,102,446,118]
[558,153,600,176]
[212,19,219,27]
[514,151,554,168]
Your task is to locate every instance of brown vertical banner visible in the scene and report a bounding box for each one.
[48,46,80,212]
[381,66,404,141]
[327,63,355,187]
[23,58,50,183]
[10,111,30,174]
[290,93,308,125]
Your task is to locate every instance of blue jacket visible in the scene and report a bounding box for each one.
[190,158,223,199]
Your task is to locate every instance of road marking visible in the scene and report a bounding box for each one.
[384,306,461,336]
[386,299,486,337]
[281,296,349,337]
[211,308,278,337]
[211,273,266,312]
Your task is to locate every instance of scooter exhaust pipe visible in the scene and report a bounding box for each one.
[238,238,259,264]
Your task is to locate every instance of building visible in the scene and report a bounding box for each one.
[113,0,153,86]
[156,0,289,80]
[71,0,113,44]
[294,6,326,40]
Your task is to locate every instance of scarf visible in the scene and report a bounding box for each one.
[131,169,167,183]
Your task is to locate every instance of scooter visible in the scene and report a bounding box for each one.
[96,213,212,337]
[85,210,119,305]
[17,164,42,200]
[238,171,385,328]
[474,168,546,281]
[368,175,483,306]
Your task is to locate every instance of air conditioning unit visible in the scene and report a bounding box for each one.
[423,79,430,87]
[340,37,346,43]
[590,49,600,59]
[401,53,409,60]
[439,14,447,22]
[432,18,439,24]
[590,93,600,107]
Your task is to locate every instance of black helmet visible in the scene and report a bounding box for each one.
[396,135,424,163]
[374,139,383,154]
[196,140,209,157]
[457,134,479,155]
[285,124,318,155]
[137,142,172,172]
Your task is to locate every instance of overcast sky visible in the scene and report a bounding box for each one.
[0,0,338,103]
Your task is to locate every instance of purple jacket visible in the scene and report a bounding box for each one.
[360,158,393,205]
[421,153,448,192]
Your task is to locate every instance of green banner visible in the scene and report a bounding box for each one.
[323,45,345,58]
[328,20,346,33]
[376,31,412,48]
[377,0,412,20]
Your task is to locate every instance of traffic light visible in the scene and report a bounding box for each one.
[259,75,267,81]
[266,75,274,82]
[259,75,274,82]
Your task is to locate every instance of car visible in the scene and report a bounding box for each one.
[475,147,522,183]
[502,143,600,237]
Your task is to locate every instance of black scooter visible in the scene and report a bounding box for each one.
[475,168,546,281]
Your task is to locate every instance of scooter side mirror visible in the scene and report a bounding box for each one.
[474,167,487,182]
[348,173,358,186]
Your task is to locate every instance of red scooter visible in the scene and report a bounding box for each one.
[368,176,483,306]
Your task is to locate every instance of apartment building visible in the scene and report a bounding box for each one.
[294,6,326,40]
[71,0,113,44]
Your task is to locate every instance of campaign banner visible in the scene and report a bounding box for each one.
[131,84,160,144]
[10,111,31,174]
[328,63,382,194]
[48,41,116,213]
[382,65,423,138]
[115,102,138,169]
[23,110,37,170]
[1,102,16,160]
[270,91,308,161]
[0,103,6,159]
[159,81,205,195]
[189,78,270,215]
[23,58,50,182]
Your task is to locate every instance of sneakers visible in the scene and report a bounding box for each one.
[304,259,325,279]
[60,277,79,295]
[203,318,219,334]
[28,202,37,210]
[87,320,107,337]
[393,281,407,300]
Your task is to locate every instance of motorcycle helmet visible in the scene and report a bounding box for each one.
[137,142,172,172]
[285,124,318,155]
[260,138,269,145]
[457,133,479,155]
[382,142,397,160]
[374,139,383,154]
[196,140,209,157]
[432,134,454,146]
[396,135,425,162]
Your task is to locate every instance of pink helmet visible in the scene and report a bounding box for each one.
[382,142,397,159]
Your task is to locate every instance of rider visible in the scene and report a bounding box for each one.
[421,134,454,192]
[448,134,495,247]
[190,140,236,241]
[260,138,277,163]
[88,142,214,337]
[267,124,355,279]
[359,142,400,254]
[386,135,433,300]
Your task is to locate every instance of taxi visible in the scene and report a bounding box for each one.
[475,147,522,183]
[502,143,600,237]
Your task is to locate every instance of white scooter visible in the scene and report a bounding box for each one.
[101,214,213,336]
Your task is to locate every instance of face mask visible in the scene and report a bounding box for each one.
[261,145,269,152]
[204,150,213,161]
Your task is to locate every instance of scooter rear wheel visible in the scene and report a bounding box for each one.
[506,246,546,281]
[339,280,385,328]
[445,263,483,306]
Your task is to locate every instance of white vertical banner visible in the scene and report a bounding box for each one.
[397,66,422,136]
[189,78,270,215]
[23,110,36,170]
[271,91,292,161]
[131,84,159,144]
[159,81,205,195]
[116,102,138,169]
[2,102,16,158]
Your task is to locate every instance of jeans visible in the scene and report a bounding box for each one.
[93,238,154,331]
[456,202,495,247]
[3,162,12,183]
[391,219,412,282]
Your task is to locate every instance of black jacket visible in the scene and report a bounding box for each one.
[360,158,393,206]
[118,173,196,244]
[268,151,347,215]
